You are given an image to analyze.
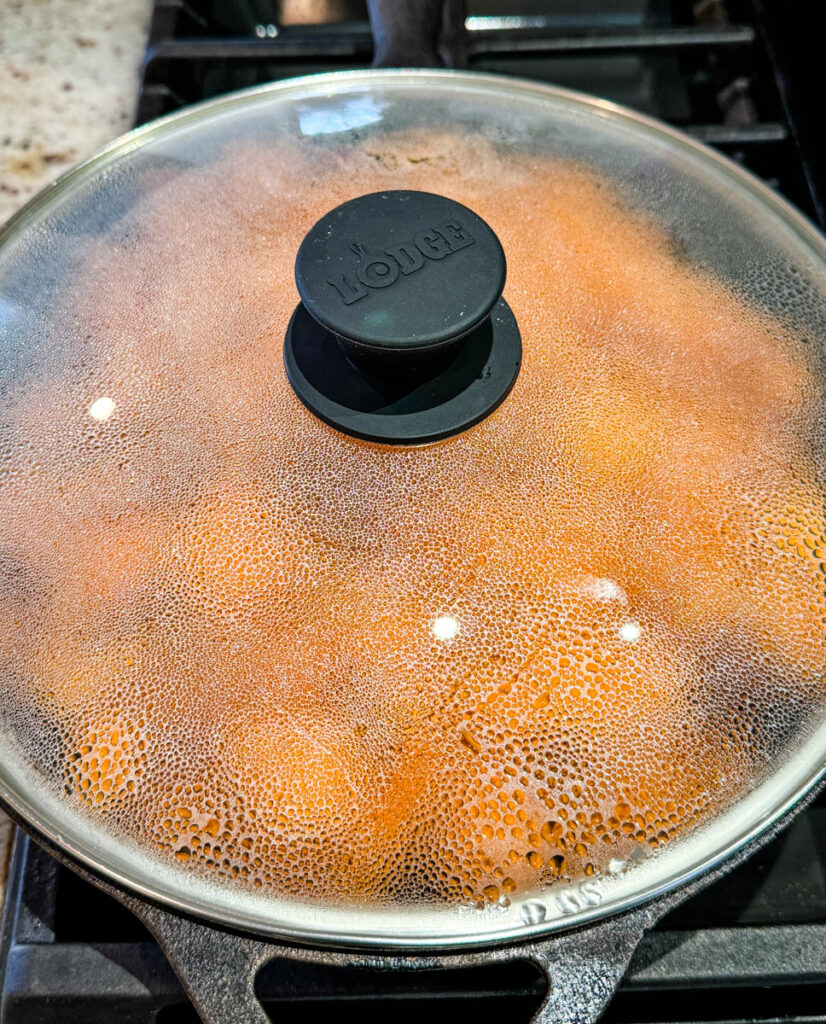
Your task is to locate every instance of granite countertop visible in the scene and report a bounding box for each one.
[0,0,152,222]
[0,0,153,907]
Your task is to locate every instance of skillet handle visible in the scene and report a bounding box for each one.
[366,0,467,68]
[525,906,654,1024]
[122,896,271,1024]
[127,891,660,1024]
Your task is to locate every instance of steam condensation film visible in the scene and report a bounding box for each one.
[1,84,825,920]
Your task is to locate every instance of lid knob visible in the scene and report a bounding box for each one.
[284,190,521,445]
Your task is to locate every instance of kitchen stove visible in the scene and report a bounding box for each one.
[2,1,825,1021]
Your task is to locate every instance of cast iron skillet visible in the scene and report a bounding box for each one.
[1,3,825,1022]
[3,789,819,1024]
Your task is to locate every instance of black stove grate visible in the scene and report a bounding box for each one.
[135,0,825,226]
[3,1,826,1021]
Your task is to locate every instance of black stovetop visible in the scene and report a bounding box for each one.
[2,1,826,1021]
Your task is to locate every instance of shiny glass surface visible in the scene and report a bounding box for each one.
[1,72,825,947]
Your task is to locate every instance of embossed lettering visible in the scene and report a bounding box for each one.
[384,242,425,275]
[579,880,603,906]
[414,229,453,260]
[327,273,368,305]
[438,219,475,252]
[356,255,400,289]
[326,221,477,304]
[555,890,581,915]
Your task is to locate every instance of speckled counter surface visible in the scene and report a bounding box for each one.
[0,0,152,905]
[0,0,152,222]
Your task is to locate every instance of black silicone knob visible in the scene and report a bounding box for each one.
[284,190,521,445]
[295,191,506,352]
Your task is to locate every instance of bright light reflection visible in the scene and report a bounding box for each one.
[298,95,386,136]
[578,575,627,604]
[432,614,459,641]
[618,621,642,643]
[87,396,116,422]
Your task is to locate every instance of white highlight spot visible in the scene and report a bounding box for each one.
[618,621,642,643]
[298,95,386,136]
[432,614,459,641]
[577,575,628,604]
[87,396,116,422]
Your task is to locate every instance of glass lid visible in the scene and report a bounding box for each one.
[1,70,826,948]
